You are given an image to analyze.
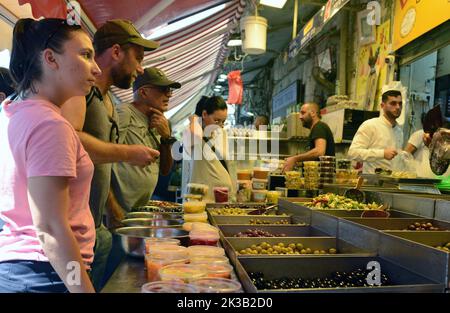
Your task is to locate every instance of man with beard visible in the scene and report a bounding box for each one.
[283,102,335,172]
[348,90,403,174]
[61,20,160,291]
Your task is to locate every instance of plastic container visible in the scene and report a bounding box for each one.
[194,263,233,279]
[191,278,242,293]
[187,245,225,258]
[190,256,230,266]
[303,161,319,168]
[252,178,268,190]
[337,159,352,170]
[266,190,282,203]
[183,201,206,214]
[159,264,208,283]
[183,194,203,202]
[319,167,336,173]
[319,161,336,167]
[141,281,199,293]
[252,189,268,202]
[213,187,229,203]
[319,156,336,162]
[145,238,180,255]
[237,170,252,180]
[184,212,208,223]
[186,183,209,196]
[253,168,270,179]
[275,187,288,197]
[145,254,189,282]
[236,180,252,202]
[189,229,220,246]
[191,223,219,232]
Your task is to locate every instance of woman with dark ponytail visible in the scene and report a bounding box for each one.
[0,18,101,293]
[184,95,235,202]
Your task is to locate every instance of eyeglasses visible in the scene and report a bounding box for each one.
[142,85,173,94]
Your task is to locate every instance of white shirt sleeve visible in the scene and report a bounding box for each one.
[348,120,385,162]
[408,130,424,150]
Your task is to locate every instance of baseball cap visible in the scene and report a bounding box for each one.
[94,19,159,52]
[133,67,181,92]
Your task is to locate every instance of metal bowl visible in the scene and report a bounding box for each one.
[121,218,184,227]
[115,226,189,257]
[126,212,183,220]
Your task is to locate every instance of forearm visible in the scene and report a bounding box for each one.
[38,227,94,293]
[78,131,129,164]
[159,144,173,176]
[295,148,323,162]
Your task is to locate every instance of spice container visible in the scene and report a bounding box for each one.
[187,245,225,258]
[213,187,229,203]
[184,212,208,223]
[141,281,199,293]
[183,201,206,214]
[183,194,203,202]
[190,256,230,265]
[189,229,220,246]
[252,189,268,202]
[145,238,180,255]
[186,183,209,196]
[194,263,233,279]
[252,178,268,190]
[237,170,252,180]
[159,264,208,283]
[145,254,189,282]
[253,168,270,179]
[266,190,282,203]
[191,278,242,293]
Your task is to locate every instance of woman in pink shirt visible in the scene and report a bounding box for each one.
[0,18,101,293]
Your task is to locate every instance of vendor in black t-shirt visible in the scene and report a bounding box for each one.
[283,102,335,172]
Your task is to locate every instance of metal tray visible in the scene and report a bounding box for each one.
[390,194,436,218]
[206,203,268,209]
[380,231,450,286]
[209,215,296,226]
[316,209,420,218]
[378,176,441,185]
[434,200,450,223]
[235,256,444,293]
[217,225,329,238]
[344,218,450,231]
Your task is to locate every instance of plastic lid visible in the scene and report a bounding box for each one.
[147,244,188,258]
[190,278,242,293]
[194,263,233,275]
[145,238,180,245]
[189,229,220,240]
[187,245,225,257]
[252,189,268,194]
[252,178,268,182]
[184,212,208,222]
[191,223,219,232]
[141,281,199,293]
[159,264,208,282]
[190,256,230,265]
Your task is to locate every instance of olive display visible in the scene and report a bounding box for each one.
[130,205,182,213]
[435,242,450,252]
[249,219,290,225]
[249,269,390,290]
[238,242,337,255]
[234,229,287,237]
[210,208,287,216]
[404,222,441,231]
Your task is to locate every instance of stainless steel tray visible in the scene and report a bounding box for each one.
[434,200,450,222]
[217,225,329,238]
[209,215,296,226]
[378,176,442,185]
[235,256,444,293]
[344,218,450,231]
[380,231,450,286]
[316,209,420,218]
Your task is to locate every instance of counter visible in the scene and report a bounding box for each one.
[102,258,145,293]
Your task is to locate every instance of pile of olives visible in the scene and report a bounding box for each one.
[404,222,441,231]
[238,242,337,255]
[249,269,390,290]
[249,219,290,225]
[435,242,450,252]
[234,229,286,237]
[210,208,248,215]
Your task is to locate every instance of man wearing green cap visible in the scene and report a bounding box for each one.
[61,19,161,291]
[109,67,181,216]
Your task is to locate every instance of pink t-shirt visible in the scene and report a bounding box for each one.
[0,99,95,265]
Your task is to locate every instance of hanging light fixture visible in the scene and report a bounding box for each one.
[259,0,287,9]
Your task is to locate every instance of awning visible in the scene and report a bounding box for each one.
[111,0,245,111]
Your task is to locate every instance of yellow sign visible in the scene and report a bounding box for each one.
[393,0,450,51]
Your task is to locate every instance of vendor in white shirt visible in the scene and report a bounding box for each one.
[348,90,404,174]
